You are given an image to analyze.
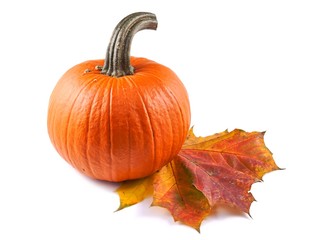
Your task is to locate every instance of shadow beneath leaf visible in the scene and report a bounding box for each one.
[208,204,251,221]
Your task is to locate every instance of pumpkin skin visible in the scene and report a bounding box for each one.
[47,57,190,182]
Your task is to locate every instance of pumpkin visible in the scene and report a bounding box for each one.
[47,12,191,182]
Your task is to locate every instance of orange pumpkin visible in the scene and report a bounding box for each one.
[47,12,190,182]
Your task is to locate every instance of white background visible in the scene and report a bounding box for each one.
[1,0,319,239]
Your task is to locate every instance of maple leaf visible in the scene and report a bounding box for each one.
[116,176,154,210]
[152,159,211,231]
[183,128,279,180]
[116,128,280,231]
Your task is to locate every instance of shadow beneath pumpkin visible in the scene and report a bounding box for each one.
[75,170,121,192]
[94,179,121,191]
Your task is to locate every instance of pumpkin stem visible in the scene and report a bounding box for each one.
[101,12,158,77]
